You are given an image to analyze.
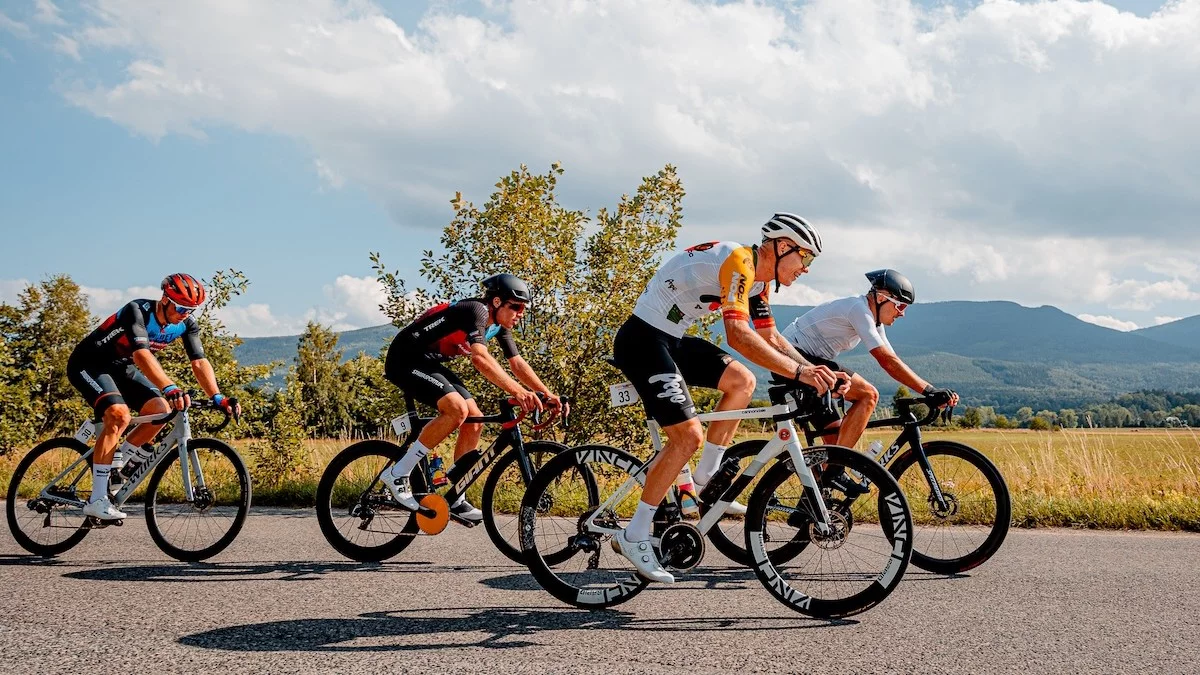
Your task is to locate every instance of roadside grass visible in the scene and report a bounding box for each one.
[3,428,1197,530]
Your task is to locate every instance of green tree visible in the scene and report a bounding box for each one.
[248,371,312,495]
[295,322,351,437]
[1028,416,1052,431]
[960,407,983,429]
[1058,408,1078,429]
[374,162,686,448]
[992,414,1014,429]
[1016,407,1034,425]
[341,350,405,438]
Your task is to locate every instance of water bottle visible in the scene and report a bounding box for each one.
[867,440,885,461]
[429,453,449,487]
[698,458,740,506]
[676,464,699,516]
[111,449,126,470]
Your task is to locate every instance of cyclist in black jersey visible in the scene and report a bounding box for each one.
[378,274,565,521]
[67,273,242,521]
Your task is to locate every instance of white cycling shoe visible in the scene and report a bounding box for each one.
[693,478,747,517]
[83,497,127,521]
[611,529,675,584]
[379,474,421,512]
[450,499,483,523]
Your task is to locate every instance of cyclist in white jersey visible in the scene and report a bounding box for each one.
[609,213,849,583]
[781,269,959,450]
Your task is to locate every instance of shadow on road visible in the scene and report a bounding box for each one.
[481,565,758,593]
[57,560,460,582]
[179,605,853,652]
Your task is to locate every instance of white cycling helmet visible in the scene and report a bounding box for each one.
[761,212,822,256]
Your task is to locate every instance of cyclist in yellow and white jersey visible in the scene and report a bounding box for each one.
[610,213,849,583]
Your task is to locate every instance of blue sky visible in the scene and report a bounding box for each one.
[1,0,1193,336]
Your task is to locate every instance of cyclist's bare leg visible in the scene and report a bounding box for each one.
[630,418,704,534]
[94,403,132,466]
[125,397,169,447]
[834,374,878,449]
[418,392,470,450]
[696,362,755,485]
[453,397,485,462]
[704,362,755,446]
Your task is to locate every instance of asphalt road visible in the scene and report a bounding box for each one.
[2,505,1198,674]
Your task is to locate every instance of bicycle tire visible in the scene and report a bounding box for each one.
[519,444,646,609]
[699,439,809,567]
[746,444,913,618]
[889,440,1011,574]
[315,439,426,562]
[5,437,93,557]
[144,438,251,562]
[481,440,574,564]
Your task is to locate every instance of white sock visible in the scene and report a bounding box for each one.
[695,441,727,486]
[122,441,151,462]
[390,440,430,480]
[91,464,111,502]
[626,501,657,541]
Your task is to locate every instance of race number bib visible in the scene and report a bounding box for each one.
[609,382,640,408]
[391,414,412,436]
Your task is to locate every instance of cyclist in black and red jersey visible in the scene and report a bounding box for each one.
[379,274,565,521]
[67,273,241,521]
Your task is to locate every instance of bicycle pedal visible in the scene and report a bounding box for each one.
[449,514,480,528]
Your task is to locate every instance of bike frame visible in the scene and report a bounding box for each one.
[803,399,950,511]
[38,410,205,509]
[587,391,836,538]
[383,396,548,509]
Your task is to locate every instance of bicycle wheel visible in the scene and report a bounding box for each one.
[746,445,913,618]
[889,440,1011,574]
[699,440,809,567]
[5,437,93,557]
[481,440,569,564]
[144,438,251,562]
[315,440,426,562]
[520,444,648,609]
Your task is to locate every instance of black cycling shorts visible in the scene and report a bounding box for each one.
[384,347,473,408]
[67,353,162,419]
[611,315,734,427]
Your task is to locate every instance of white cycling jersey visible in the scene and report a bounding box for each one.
[632,241,775,339]
[781,295,892,361]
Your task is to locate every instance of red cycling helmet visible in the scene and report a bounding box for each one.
[161,273,207,309]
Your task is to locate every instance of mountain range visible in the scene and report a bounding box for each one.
[233,300,1200,412]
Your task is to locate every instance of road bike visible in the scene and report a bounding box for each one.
[6,399,249,562]
[520,380,913,619]
[316,394,578,563]
[704,390,1011,574]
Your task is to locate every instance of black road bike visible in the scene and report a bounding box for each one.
[316,394,579,563]
[705,391,1011,575]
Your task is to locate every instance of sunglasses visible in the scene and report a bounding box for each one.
[171,302,200,315]
[782,245,817,268]
[879,295,908,312]
[504,301,528,312]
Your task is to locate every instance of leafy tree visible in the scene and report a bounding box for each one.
[295,322,351,436]
[341,350,405,438]
[1058,408,1078,429]
[992,414,1014,429]
[960,407,983,429]
[248,371,312,493]
[374,162,686,449]
[1016,407,1033,425]
[1028,416,1052,431]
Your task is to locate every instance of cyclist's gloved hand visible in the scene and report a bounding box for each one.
[213,393,241,420]
[922,385,956,407]
[162,384,190,411]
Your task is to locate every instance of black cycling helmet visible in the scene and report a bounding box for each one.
[865,269,916,304]
[481,273,531,303]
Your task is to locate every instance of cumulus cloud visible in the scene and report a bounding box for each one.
[1154,315,1183,326]
[0,278,32,304]
[324,274,388,327]
[34,0,66,26]
[1077,313,1139,331]
[27,0,1200,319]
[80,284,162,316]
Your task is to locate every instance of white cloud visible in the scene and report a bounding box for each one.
[28,0,1200,320]
[211,303,312,338]
[79,284,161,316]
[771,282,842,307]
[0,11,33,38]
[324,274,388,326]
[0,278,31,304]
[211,275,391,338]
[34,0,66,26]
[53,33,80,60]
[1154,315,1183,326]
[1077,313,1139,331]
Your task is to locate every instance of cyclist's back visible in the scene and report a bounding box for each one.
[782,295,891,362]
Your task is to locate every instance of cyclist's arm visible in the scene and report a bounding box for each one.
[189,357,220,398]
[756,324,811,364]
[726,319,808,380]
[869,345,930,393]
[507,355,551,395]
[131,349,176,391]
[469,343,527,397]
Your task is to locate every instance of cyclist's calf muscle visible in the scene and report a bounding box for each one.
[641,417,705,506]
